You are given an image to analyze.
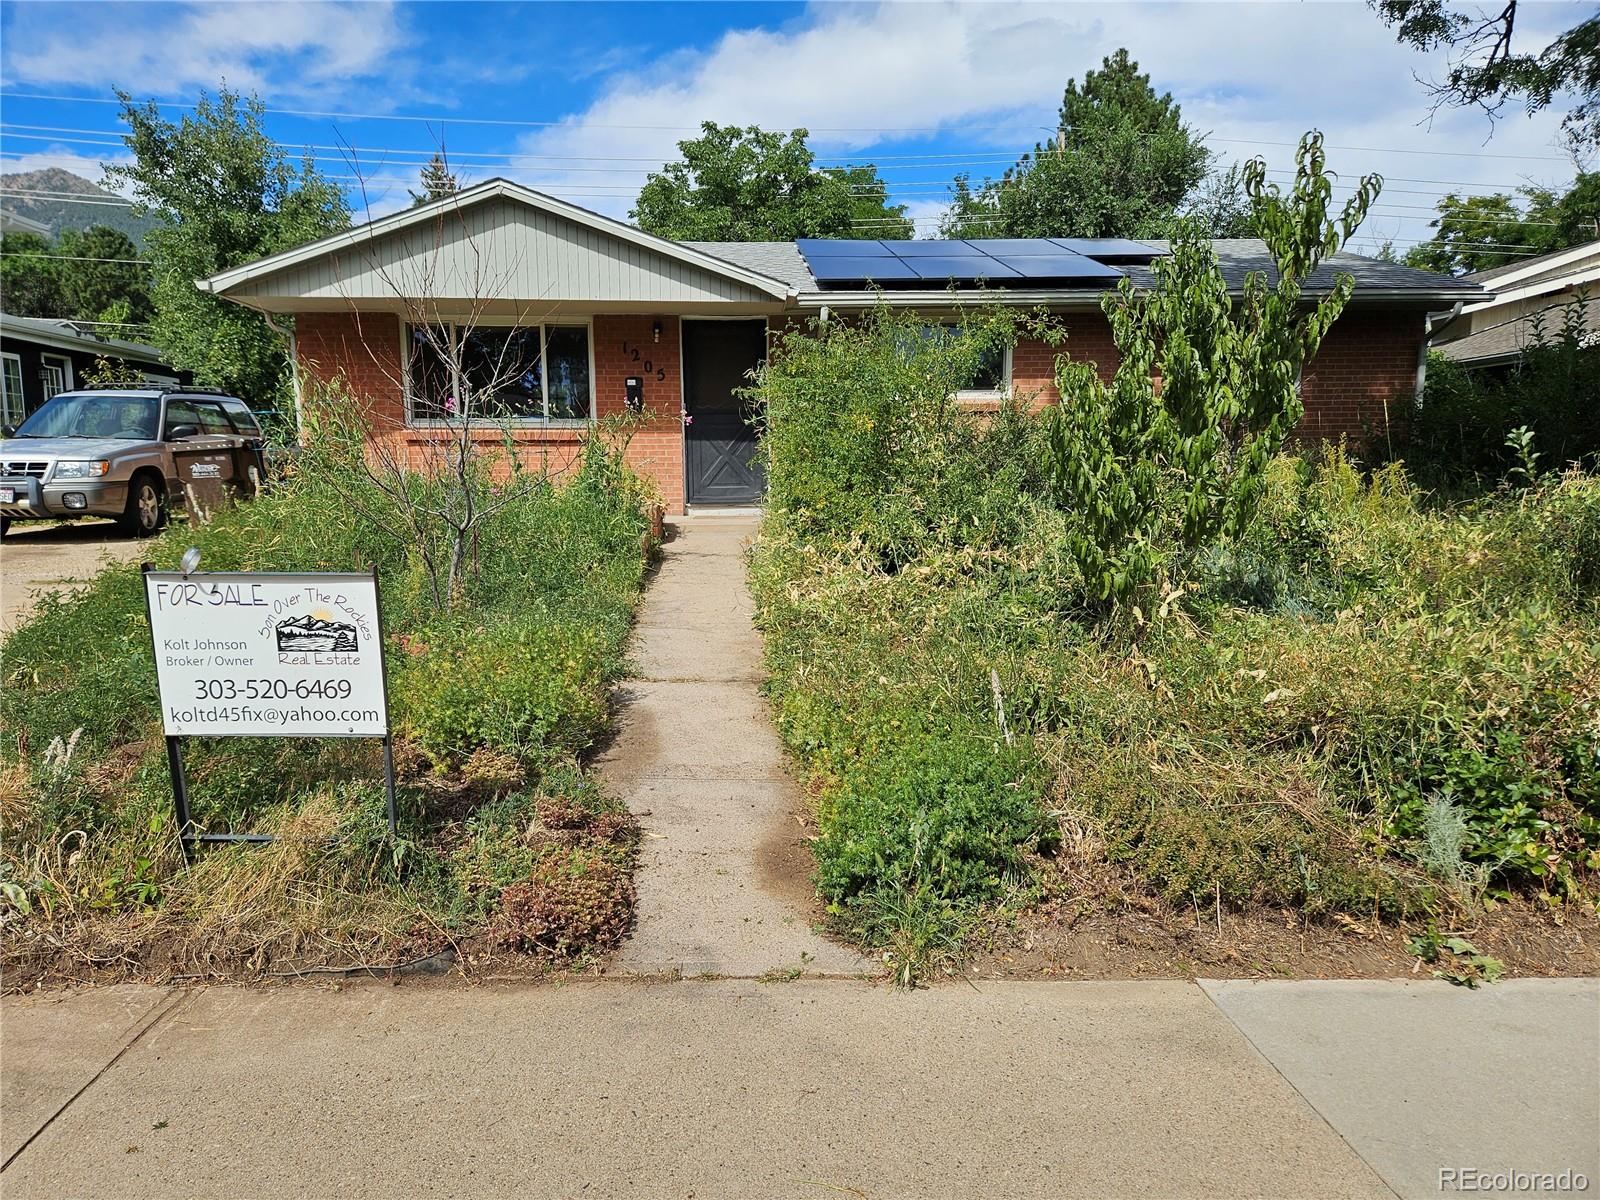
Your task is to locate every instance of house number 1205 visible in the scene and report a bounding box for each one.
[621,341,667,381]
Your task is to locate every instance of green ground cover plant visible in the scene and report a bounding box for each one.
[0,408,655,985]
[748,139,1598,982]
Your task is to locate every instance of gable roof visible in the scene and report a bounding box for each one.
[689,239,1488,307]
[0,311,171,363]
[1466,239,1600,288]
[200,178,796,305]
[1438,293,1600,366]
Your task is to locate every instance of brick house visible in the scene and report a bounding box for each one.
[200,179,1486,514]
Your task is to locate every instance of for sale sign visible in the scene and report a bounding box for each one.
[144,571,389,737]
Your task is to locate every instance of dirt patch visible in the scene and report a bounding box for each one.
[960,849,1600,983]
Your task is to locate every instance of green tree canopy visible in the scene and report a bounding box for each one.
[1404,172,1600,274]
[1374,1,1600,151]
[632,122,911,240]
[106,86,350,404]
[940,49,1212,239]
[0,231,65,318]
[0,225,153,325]
[56,225,152,324]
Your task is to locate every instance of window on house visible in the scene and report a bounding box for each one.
[407,323,592,424]
[40,354,72,399]
[912,325,1011,398]
[1,353,23,426]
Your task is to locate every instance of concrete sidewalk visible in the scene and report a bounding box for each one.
[2,977,1593,1199]
[599,512,866,978]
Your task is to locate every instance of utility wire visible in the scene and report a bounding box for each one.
[0,90,1578,160]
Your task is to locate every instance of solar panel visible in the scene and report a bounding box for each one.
[803,255,920,283]
[1051,238,1165,263]
[963,238,1074,256]
[905,256,1023,281]
[796,238,897,257]
[795,236,1153,287]
[887,240,992,258]
[992,254,1124,281]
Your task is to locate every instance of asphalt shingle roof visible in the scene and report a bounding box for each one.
[1438,294,1600,365]
[685,238,1479,299]
[1466,239,1600,286]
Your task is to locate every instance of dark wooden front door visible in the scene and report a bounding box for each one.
[683,319,767,505]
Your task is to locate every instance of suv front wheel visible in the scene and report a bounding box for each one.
[120,474,167,537]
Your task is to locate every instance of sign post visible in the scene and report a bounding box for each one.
[142,566,396,858]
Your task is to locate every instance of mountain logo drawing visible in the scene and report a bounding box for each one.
[275,614,359,654]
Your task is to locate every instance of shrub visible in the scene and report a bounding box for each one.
[814,741,1044,910]
[494,851,635,957]
[754,305,1052,568]
[1402,299,1600,486]
[395,616,613,768]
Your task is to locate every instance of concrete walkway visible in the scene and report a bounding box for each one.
[3,978,1594,1198]
[599,512,866,977]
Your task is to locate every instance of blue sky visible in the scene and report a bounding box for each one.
[0,1,1591,253]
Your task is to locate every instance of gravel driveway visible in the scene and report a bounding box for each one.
[1,520,147,633]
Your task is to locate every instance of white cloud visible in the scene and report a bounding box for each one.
[511,0,1589,246]
[3,1,407,100]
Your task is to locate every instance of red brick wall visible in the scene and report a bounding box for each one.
[294,311,688,514]
[1011,314,1120,408]
[293,304,1424,511]
[1296,309,1423,443]
[1010,307,1423,442]
[593,315,684,514]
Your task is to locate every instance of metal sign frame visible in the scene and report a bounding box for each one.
[141,563,397,860]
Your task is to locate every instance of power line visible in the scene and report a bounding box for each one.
[0,90,1578,161]
[0,251,150,264]
[0,124,1573,193]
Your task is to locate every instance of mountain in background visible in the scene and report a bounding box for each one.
[0,168,158,248]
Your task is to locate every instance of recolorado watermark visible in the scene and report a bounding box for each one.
[1441,1167,1590,1193]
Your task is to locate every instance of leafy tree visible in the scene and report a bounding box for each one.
[409,153,461,206]
[0,231,65,317]
[106,86,350,404]
[940,50,1211,239]
[1181,163,1258,237]
[55,225,152,324]
[0,225,152,324]
[632,122,909,240]
[1404,172,1600,274]
[827,164,914,239]
[1045,132,1382,605]
[1374,1,1600,151]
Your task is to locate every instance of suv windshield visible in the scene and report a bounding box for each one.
[13,393,160,440]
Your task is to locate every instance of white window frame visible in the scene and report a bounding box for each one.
[954,342,1013,402]
[401,316,597,429]
[40,353,73,400]
[1,352,24,426]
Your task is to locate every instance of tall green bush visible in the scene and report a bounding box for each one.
[1405,296,1600,485]
[1046,131,1382,604]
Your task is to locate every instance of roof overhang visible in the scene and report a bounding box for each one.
[198,179,796,305]
[0,317,169,362]
[795,285,1489,311]
[1468,239,1600,292]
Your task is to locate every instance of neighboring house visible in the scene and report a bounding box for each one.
[199,178,1486,514]
[1431,239,1600,369]
[0,313,183,427]
[0,210,51,237]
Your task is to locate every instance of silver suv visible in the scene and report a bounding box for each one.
[0,388,269,537]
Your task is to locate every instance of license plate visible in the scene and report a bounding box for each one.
[0,487,14,504]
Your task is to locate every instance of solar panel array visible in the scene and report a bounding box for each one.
[795,237,1165,288]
